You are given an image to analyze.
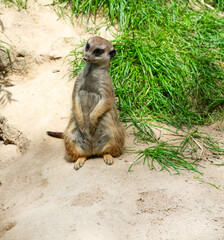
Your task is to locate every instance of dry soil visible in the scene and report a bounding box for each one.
[0,1,224,240]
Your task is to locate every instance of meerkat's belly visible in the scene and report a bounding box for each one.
[77,89,113,154]
[79,90,100,118]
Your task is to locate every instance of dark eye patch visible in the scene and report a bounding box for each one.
[109,49,116,59]
[94,48,104,56]
[85,43,90,51]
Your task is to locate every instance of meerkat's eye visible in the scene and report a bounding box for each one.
[94,48,104,56]
[85,43,90,51]
[109,49,116,59]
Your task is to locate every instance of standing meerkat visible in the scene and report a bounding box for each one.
[47,36,125,170]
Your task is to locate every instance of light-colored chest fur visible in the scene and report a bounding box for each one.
[78,64,109,117]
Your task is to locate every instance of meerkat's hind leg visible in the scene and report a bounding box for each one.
[74,157,87,170]
[103,154,114,166]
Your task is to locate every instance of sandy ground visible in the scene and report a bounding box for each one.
[0,1,224,240]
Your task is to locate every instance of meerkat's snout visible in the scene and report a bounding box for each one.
[83,55,89,62]
[83,51,91,62]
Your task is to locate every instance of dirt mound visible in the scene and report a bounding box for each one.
[0,116,30,153]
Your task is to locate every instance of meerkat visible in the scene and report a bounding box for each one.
[47,36,125,170]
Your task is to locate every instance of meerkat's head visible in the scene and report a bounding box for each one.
[83,37,116,66]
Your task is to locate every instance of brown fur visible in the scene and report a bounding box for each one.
[48,37,124,170]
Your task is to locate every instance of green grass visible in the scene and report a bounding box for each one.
[1,0,28,10]
[62,0,224,127]
[194,176,221,189]
[204,0,224,11]
[55,0,224,173]
[126,120,223,174]
[0,37,13,107]
[0,39,12,71]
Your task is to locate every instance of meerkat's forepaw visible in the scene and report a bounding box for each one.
[89,128,95,135]
[89,115,97,135]
[78,123,85,132]
[103,154,114,166]
[89,123,96,135]
[74,157,87,170]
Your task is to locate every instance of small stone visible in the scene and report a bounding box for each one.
[16,50,26,57]
[49,55,62,60]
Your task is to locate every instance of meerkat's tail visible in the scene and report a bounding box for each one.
[46,131,64,139]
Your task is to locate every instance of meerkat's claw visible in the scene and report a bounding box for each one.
[89,127,96,136]
[74,157,86,170]
[103,154,114,165]
[77,124,85,134]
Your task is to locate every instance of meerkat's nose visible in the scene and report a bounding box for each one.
[83,54,90,61]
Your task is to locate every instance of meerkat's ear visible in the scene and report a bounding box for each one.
[109,49,116,59]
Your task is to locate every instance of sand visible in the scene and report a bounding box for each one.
[0,1,223,240]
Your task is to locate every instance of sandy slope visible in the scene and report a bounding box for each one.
[0,2,224,240]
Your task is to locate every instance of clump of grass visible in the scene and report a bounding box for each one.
[57,0,224,173]
[1,0,28,10]
[64,0,224,128]
[204,0,224,11]
[111,29,224,128]
[0,38,13,106]
[127,119,223,174]
[0,41,11,60]
[0,36,12,72]
[132,143,200,174]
